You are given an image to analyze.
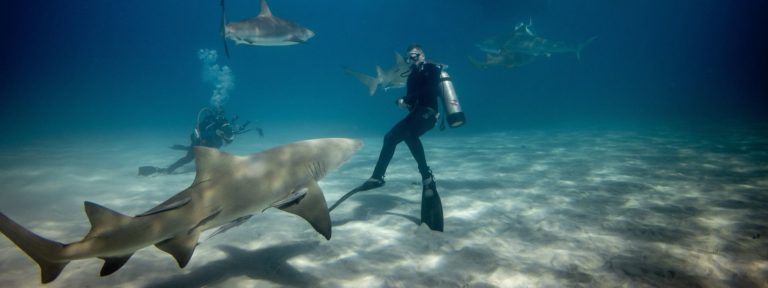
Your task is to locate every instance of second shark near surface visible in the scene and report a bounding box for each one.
[220,0,315,57]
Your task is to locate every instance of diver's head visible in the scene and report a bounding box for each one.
[406,44,426,65]
[216,122,235,144]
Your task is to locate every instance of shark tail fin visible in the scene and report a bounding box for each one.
[221,0,230,58]
[343,67,378,96]
[467,55,485,69]
[576,36,597,61]
[0,212,68,283]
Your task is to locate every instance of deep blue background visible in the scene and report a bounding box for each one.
[1,0,765,141]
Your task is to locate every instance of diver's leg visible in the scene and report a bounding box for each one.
[165,148,195,174]
[404,115,442,231]
[370,117,410,179]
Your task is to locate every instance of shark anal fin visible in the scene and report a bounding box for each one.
[277,181,331,240]
[156,230,200,268]
[84,202,133,238]
[99,254,134,276]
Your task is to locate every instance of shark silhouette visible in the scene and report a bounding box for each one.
[343,52,411,96]
[0,138,361,283]
[221,0,315,57]
[472,21,596,68]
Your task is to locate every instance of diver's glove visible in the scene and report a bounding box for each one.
[396,97,411,110]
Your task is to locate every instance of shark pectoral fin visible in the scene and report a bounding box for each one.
[277,181,332,240]
[99,254,134,276]
[395,52,407,67]
[84,202,133,238]
[287,35,307,43]
[155,230,200,268]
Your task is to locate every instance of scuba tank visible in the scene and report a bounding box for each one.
[438,70,465,128]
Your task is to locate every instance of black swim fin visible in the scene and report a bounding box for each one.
[421,178,444,232]
[138,166,163,176]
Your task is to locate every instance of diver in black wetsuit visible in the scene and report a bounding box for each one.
[351,44,444,231]
[138,107,261,176]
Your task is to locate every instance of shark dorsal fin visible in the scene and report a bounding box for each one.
[277,180,331,239]
[192,146,238,184]
[259,0,273,17]
[84,202,132,238]
[395,52,406,67]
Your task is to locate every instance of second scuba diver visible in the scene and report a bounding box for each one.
[138,107,261,176]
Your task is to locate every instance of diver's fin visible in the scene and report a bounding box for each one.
[420,178,444,232]
[138,166,162,176]
[170,144,189,151]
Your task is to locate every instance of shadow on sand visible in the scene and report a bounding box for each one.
[146,241,320,288]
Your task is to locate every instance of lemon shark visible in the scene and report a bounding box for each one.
[343,52,411,96]
[0,138,362,283]
[221,0,315,57]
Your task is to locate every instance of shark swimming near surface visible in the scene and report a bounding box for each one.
[343,52,411,96]
[221,0,315,57]
[0,138,361,283]
[472,21,596,68]
[468,51,536,69]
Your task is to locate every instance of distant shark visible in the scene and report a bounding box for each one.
[343,52,411,96]
[0,138,361,283]
[473,21,597,67]
[468,51,536,69]
[221,0,315,57]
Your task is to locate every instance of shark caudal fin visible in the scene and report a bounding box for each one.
[575,36,597,61]
[0,212,68,283]
[343,67,378,96]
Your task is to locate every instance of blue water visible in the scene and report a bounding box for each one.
[1,1,767,287]
[2,0,765,140]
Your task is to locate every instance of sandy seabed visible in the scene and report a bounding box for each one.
[1,126,766,287]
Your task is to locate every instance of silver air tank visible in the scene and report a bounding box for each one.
[438,70,465,128]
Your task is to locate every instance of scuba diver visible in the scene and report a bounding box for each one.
[332,44,464,232]
[138,107,261,176]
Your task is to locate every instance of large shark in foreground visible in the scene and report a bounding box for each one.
[0,138,361,283]
[221,0,315,56]
[343,52,411,96]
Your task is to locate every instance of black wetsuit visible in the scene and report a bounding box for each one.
[165,116,230,173]
[371,62,442,179]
